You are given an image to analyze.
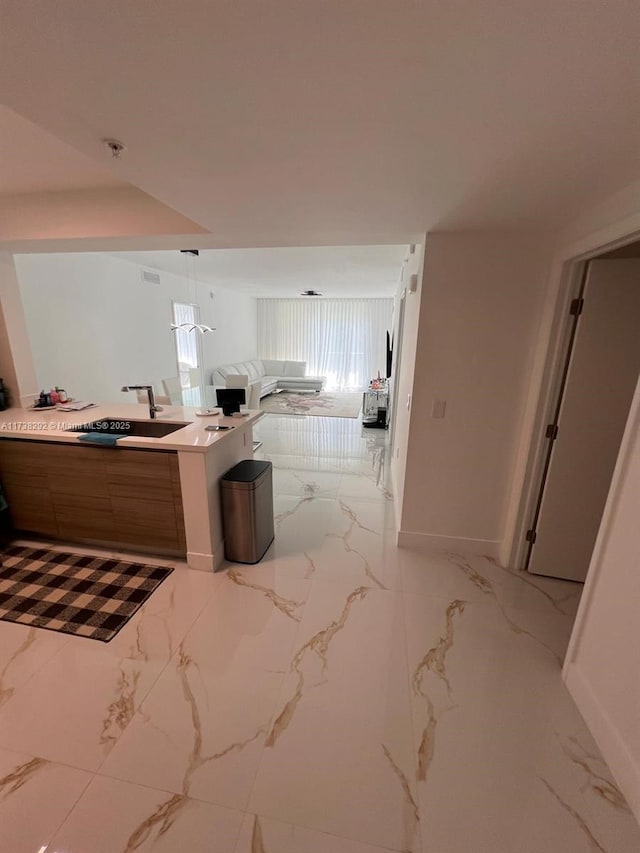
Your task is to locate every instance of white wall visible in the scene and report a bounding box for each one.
[0,252,38,406]
[564,375,640,819]
[196,280,257,377]
[390,244,424,527]
[14,253,257,404]
[397,233,552,553]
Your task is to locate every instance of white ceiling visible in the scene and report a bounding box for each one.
[0,106,124,194]
[2,3,640,246]
[112,246,407,298]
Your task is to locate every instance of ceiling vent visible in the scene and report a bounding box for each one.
[141,269,161,285]
[300,289,323,296]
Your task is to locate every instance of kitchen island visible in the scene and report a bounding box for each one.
[0,403,263,571]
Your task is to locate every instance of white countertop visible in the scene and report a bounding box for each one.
[0,403,263,453]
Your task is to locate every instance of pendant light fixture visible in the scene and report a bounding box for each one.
[171,250,218,416]
[170,250,216,334]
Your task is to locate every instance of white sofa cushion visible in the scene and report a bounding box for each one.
[212,359,266,386]
[282,360,306,377]
[261,359,307,377]
[237,361,255,379]
[244,361,261,381]
[261,359,283,376]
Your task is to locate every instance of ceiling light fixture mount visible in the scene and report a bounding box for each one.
[102,138,126,159]
[300,289,323,296]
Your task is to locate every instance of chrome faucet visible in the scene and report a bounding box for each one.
[121,385,163,419]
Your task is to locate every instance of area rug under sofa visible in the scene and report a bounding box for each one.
[260,391,362,418]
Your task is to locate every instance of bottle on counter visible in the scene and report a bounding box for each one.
[56,386,68,403]
[50,388,60,405]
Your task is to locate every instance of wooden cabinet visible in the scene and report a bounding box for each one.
[0,444,59,537]
[0,474,58,537]
[0,440,186,553]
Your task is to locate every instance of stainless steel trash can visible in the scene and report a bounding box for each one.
[221,460,274,563]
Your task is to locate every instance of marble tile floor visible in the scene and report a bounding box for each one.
[0,413,638,852]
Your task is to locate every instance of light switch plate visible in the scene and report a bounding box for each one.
[431,399,446,419]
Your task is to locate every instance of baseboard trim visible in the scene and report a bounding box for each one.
[186,545,224,572]
[564,662,640,822]
[396,530,500,558]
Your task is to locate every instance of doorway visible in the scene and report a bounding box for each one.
[525,257,640,582]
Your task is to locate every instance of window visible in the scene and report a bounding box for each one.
[172,302,202,406]
[257,299,392,391]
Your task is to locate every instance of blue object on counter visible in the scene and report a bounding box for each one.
[77,432,127,447]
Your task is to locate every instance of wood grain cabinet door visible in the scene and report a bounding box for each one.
[106,450,185,551]
[0,442,58,536]
[46,443,114,540]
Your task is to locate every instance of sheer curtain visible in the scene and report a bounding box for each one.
[257,299,392,391]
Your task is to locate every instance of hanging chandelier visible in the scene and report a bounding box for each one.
[171,249,218,416]
[170,322,215,333]
[170,250,216,333]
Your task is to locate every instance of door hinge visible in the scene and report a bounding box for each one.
[525,529,537,544]
[570,298,584,316]
[545,423,558,440]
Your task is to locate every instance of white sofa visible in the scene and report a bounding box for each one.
[210,359,325,398]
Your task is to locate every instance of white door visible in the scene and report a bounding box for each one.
[528,259,640,581]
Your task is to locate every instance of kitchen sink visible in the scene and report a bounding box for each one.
[67,418,190,438]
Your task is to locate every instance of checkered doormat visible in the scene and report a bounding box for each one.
[0,545,173,642]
